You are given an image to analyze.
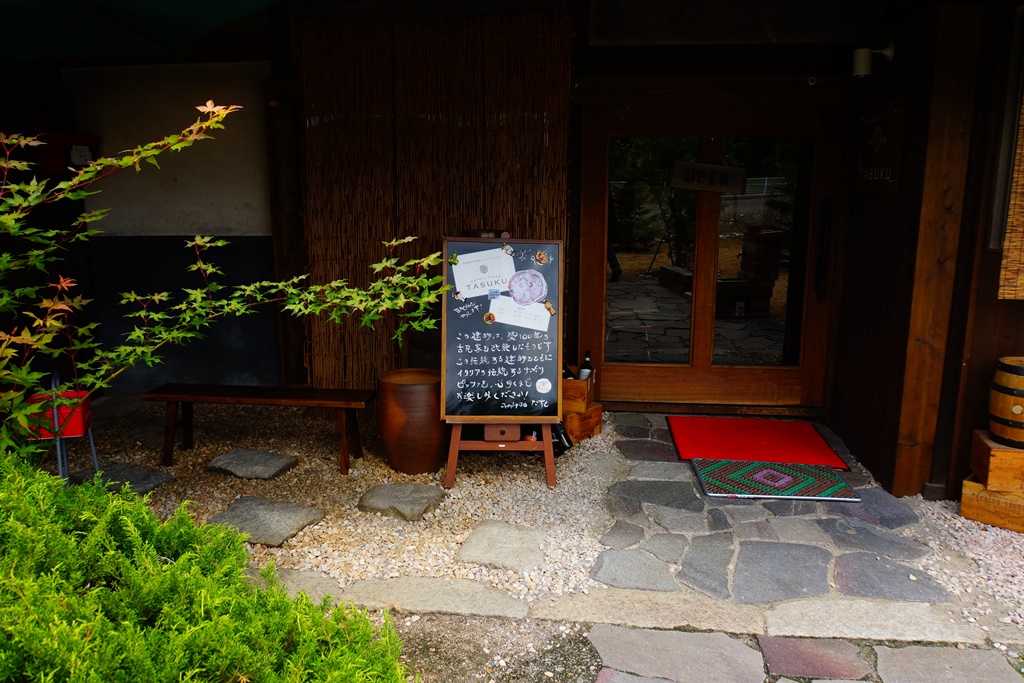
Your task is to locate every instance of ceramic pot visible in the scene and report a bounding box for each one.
[377,368,449,474]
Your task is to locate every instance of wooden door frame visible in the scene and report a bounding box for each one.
[577,75,847,409]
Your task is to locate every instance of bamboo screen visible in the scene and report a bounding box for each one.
[1000,91,1024,298]
[300,13,572,388]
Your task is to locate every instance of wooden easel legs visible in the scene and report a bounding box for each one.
[444,423,556,488]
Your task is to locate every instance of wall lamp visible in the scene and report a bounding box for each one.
[853,41,895,77]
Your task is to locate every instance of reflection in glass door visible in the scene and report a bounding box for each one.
[714,136,811,367]
[580,79,843,408]
[605,136,698,364]
[605,135,813,369]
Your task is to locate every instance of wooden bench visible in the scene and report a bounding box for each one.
[141,383,375,474]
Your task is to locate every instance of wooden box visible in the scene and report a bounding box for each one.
[961,476,1024,534]
[970,430,1024,491]
[563,403,602,442]
[562,368,595,413]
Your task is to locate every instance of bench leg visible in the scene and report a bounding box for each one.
[336,408,364,475]
[181,402,194,451]
[161,401,178,466]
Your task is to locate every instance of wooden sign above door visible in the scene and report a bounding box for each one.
[670,161,747,193]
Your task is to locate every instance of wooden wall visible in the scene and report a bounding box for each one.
[828,9,938,493]
[831,2,1014,497]
[298,12,572,389]
[829,4,984,495]
[945,6,1024,498]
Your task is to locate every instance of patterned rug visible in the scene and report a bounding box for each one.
[692,458,861,501]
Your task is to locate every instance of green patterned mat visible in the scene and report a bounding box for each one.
[692,458,861,501]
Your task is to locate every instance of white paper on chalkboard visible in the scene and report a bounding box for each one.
[450,248,516,298]
[488,296,551,332]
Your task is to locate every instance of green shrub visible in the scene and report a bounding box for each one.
[0,459,415,682]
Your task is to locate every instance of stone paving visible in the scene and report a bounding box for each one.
[595,417,946,606]
[605,273,786,366]
[81,399,1024,682]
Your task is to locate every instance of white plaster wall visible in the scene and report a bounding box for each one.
[66,62,272,237]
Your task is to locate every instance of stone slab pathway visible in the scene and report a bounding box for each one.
[209,495,323,547]
[73,463,173,494]
[357,483,446,521]
[207,448,298,479]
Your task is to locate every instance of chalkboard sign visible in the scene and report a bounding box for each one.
[441,238,563,422]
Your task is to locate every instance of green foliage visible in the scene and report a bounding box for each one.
[0,458,414,682]
[1,102,448,459]
[608,136,698,268]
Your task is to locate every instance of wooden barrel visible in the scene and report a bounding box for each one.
[989,357,1024,448]
[377,368,450,474]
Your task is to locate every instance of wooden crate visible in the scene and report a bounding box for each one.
[564,403,602,442]
[961,476,1024,534]
[970,430,1024,491]
[562,368,595,413]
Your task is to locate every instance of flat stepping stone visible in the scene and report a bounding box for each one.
[588,625,766,683]
[824,487,919,529]
[457,520,545,572]
[244,567,340,605]
[676,532,733,599]
[839,468,872,488]
[274,568,340,604]
[73,463,173,494]
[612,413,652,428]
[616,439,680,462]
[719,504,770,524]
[645,504,709,534]
[817,517,931,560]
[734,520,777,541]
[590,549,680,591]
[731,541,832,604]
[614,424,651,439]
[835,553,952,602]
[207,448,298,480]
[627,461,695,481]
[607,480,704,511]
[758,635,872,680]
[640,532,690,563]
[763,499,819,517]
[769,517,830,547]
[707,507,733,531]
[209,496,324,547]
[600,520,646,549]
[651,427,673,442]
[357,483,446,521]
[876,645,1023,683]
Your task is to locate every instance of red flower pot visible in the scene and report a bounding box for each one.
[27,390,92,440]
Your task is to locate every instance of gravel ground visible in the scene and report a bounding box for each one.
[911,496,1024,632]
[389,614,601,683]
[61,400,1024,680]
[82,401,621,603]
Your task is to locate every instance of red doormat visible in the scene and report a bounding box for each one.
[667,416,849,470]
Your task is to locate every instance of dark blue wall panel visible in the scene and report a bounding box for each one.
[86,236,280,394]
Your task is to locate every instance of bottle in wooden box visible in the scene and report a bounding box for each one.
[562,368,594,413]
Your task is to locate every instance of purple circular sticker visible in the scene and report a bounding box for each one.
[507,269,548,305]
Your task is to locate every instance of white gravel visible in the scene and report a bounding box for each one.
[90,403,619,602]
[912,496,1024,631]
[76,402,1024,635]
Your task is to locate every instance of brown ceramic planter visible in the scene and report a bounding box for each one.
[377,368,450,474]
